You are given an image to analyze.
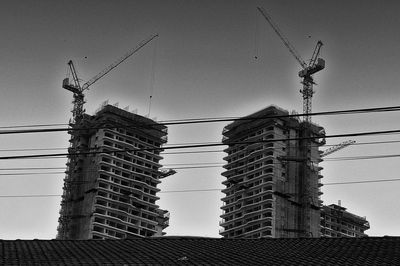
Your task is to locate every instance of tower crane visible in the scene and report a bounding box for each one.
[321,140,356,158]
[62,33,159,125]
[257,7,325,123]
[279,140,356,161]
[58,34,159,239]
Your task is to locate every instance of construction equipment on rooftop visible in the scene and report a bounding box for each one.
[257,7,325,123]
[62,33,159,125]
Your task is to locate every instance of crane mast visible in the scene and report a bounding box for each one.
[257,7,325,122]
[63,61,85,125]
[299,41,324,123]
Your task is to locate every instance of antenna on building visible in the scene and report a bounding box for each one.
[338,200,342,206]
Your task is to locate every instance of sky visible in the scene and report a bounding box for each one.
[0,0,400,239]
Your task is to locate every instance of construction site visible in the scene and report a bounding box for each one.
[219,7,368,238]
[220,105,326,238]
[54,6,372,240]
[220,7,327,238]
[57,35,176,239]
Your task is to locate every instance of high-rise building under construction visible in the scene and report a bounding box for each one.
[320,203,370,237]
[220,105,325,238]
[57,104,171,239]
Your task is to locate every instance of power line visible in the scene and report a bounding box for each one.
[324,178,400,185]
[1,128,400,160]
[159,105,400,125]
[158,188,222,193]
[0,123,68,129]
[0,167,65,171]
[0,148,67,152]
[164,141,220,147]
[324,154,400,161]
[1,177,400,198]
[0,194,62,198]
[0,165,223,176]
[1,138,400,156]
[163,150,223,155]
[0,172,63,176]
[164,162,222,166]
[1,105,400,135]
[12,156,68,160]
[1,151,399,173]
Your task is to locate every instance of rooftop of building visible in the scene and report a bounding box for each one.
[94,104,167,130]
[222,105,324,139]
[322,204,370,228]
[223,105,294,131]
[325,203,348,211]
[1,236,399,265]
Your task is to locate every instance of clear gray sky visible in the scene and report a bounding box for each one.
[0,0,399,239]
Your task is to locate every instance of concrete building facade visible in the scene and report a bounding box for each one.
[320,204,370,237]
[220,106,325,238]
[57,104,170,239]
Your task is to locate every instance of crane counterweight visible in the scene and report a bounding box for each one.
[299,58,325,78]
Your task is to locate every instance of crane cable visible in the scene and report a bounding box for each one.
[148,35,158,117]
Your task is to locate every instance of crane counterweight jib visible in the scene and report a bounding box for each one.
[298,58,325,78]
[62,78,81,94]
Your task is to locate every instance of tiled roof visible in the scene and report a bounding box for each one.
[0,236,399,265]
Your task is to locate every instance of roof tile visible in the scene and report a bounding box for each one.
[0,237,399,265]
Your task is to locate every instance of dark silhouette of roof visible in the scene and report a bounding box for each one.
[1,237,399,265]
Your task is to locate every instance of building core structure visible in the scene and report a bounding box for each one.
[220,106,325,238]
[57,104,170,239]
[320,204,370,237]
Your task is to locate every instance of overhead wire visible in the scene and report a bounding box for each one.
[159,105,400,125]
[1,105,400,135]
[0,172,63,176]
[1,177,400,198]
[4,148,400,173]
[1,107,399,198]
[1,128,400,160]
[324,153,400,161]
[1,149,400,175]
[0,148,67,152]
[0,154,396,176]
[0,123,68,129]
[2,138,400,156]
